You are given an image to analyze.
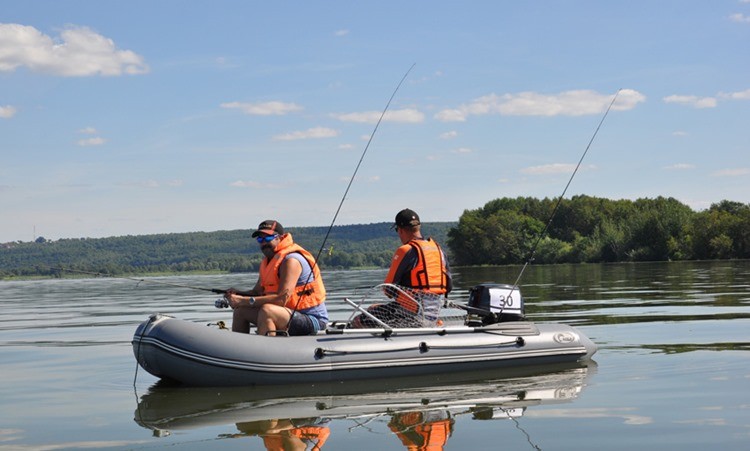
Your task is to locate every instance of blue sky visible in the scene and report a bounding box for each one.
[1,1,749,243]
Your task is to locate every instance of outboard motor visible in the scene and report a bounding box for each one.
[468,283,525,325]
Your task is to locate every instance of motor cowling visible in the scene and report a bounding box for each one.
[468,283,525,325]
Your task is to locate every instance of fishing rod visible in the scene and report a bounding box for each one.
[312,63,416,266]
[510,89,622,290]
[444,89,622,321]
[283,64,416,326]
[53,267,226,293]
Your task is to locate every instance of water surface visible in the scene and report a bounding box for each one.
[1,261,748,450]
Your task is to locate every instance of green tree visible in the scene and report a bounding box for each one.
[448,206,544,265]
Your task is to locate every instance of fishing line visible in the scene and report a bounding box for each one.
[282,63,416,328]
[53,267,225,293]
[485,88,621,446]
[313,63,416,266]
[510,89,622,292]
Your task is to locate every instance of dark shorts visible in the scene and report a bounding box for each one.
[287,312,326,336]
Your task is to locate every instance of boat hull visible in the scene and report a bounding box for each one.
[132,314,596,386]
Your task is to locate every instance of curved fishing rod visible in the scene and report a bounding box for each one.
[510,89,622,291]
[283,64,416,327]
[53,267,225,293]
[444,89,622,321]
[313,63,416,266]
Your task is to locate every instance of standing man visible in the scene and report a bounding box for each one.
[225,220,328,336]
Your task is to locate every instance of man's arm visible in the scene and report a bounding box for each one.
[275,256,303,307]
[384,245,417,286]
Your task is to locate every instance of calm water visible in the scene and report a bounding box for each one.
[1,261,749,450]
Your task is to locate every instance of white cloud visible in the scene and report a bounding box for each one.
[0,105,17,118]
[333,108,424,124]
[719,88,750,100]
[452,147,472,154]
[663,94,717,108]
[434,108,468,122]
[521,163,595,175]
[665,163,695,170]
[711,168,750,177]
[334,29,350,37]
[435,89,644,121]
[272,127,339,141]
[230,180,285,189]
[338,143,354,150]
[672,131,689,137]
[0,23,149,76]
[77,137,106,146]
[439,130,458,139]
[78,127,98,134]
[221,101,303,116]
[231,180,262,188]
[729,13,750,23]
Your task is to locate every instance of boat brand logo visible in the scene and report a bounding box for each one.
[553,332,576,344]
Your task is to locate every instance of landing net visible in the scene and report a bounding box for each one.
[347,283,466,329]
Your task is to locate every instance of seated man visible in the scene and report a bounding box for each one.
[225,220,328,336]
[356,209,452,328]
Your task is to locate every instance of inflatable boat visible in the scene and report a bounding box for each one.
[132,283,597,386]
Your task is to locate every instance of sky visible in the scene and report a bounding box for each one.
[1,1,749,243]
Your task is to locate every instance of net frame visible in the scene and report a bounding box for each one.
[347,283,465,329]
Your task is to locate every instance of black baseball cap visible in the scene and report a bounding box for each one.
[251,220,285,237]
[392,208,420,229]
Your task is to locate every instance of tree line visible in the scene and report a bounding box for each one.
[0,223,453,279]
[2,196,748,279]
[448,195,750,265]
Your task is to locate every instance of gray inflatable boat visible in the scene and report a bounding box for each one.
[132,283,597,386]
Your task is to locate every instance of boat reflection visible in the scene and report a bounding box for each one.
[135,362,595,448]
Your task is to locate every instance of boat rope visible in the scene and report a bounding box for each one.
[132,314,158,389]
[424,337,524,350]
[52,266,225,293]
[314,336,521,358]
[315,343,419,358]
[284,63,416,330]
[505,89,622,313]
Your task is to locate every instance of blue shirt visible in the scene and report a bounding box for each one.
[284,253,329,323]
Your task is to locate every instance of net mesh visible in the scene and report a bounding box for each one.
[347,283,466,329]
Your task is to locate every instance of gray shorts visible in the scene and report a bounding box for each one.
[287,312,325,336]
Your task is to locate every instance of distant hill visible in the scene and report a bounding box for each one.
[0,222,456,279]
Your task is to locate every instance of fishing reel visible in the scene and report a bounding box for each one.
[215,297,230,309]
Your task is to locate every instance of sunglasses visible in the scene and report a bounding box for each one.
[256,235,278,243]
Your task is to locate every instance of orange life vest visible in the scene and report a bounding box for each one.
[385,238,449,313]
[407,238,449,295]
[262,425,330,450]
[389,412,453,450]
[259,233,326,310]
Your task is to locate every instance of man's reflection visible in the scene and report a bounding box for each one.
[388,410,454,450]
[234,418,330,450]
